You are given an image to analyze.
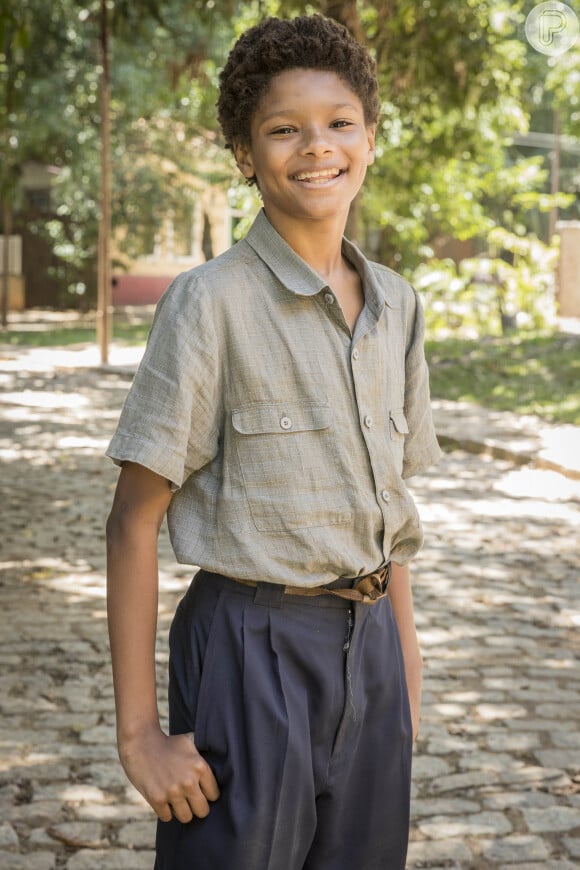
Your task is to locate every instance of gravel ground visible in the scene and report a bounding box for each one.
[0,353,579,869]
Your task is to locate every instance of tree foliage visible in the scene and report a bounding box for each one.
[1,0,576,319]
[1,0,238,308]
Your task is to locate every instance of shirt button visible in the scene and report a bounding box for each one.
[280,416,292,430]
[352,348,360,361]
[364,414,373,429]
[381,490,390,503]
[324,292,334,305]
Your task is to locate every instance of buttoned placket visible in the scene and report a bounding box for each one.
[350,324,395,550]
[319,287,353,338]
[321,289,394,538]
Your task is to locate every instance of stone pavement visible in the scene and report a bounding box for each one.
[0,341,579,869]
[432,399,580,482]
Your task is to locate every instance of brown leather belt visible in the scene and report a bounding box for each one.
[228,563,391,605]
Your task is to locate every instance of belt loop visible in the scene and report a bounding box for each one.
[254,582,285,608]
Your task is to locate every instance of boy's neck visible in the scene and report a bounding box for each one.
[264,207,364,333]
[264,209,348,280]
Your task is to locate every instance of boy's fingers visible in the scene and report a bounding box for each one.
[188,789,211,818]
[168,797,195,824]
[154,790,210,823]
[126,731,220,821]
[185,733,220,802]
[199,765,220,802]
[154,801,174,823]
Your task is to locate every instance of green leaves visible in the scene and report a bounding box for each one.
[3,0,577,316]
[414,229,559,337]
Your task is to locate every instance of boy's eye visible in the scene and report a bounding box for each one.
[268,120,354,136]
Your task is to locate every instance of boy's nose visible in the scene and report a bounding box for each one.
[300,127,333,156]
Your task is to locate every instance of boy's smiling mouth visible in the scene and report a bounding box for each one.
[291,168,344,183]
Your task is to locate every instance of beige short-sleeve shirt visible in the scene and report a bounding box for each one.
[107,209,441,586]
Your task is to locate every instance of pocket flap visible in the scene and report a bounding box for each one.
[232,402,331,435]
[389,409,409,435]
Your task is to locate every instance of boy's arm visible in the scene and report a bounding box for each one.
[389,562,423,741]
[106,462,219,822]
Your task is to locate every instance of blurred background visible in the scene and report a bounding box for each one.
[1,6,579,867]
[1,0,579,422]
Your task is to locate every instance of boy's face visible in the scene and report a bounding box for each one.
[234,68,376,231]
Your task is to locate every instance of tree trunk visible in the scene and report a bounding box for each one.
[201,212,214,261]
[1,202,12,328]
[96,0,112,364]
[321,0,366,43]
[1,28,15,329]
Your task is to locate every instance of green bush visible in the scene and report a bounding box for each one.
[413,229,559,337]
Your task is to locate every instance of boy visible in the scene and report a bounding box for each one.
[106,14,441,870]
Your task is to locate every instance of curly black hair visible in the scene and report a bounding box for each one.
[217,14,380,152]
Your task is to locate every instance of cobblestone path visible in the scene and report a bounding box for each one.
[0,359,579,869]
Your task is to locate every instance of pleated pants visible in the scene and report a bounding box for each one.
[154,570,412,870]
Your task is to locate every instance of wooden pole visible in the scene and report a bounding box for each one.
[96,0,112,364]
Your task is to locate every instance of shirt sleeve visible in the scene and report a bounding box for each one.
[401,288,442,479]
[106,271,221,491]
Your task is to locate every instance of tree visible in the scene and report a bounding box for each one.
[0,1,23,327]
[521,28,580,234]
[70,0,236,361]
[265,1,536,270]
[1,0,237,337]
[4,0,576,338]
[66,0,167,361]
[0,0,103,322]
[85,0,201,359]
[0,2,72,325]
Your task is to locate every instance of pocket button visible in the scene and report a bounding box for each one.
[280,416,293,430]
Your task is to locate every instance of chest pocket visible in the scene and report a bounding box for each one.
[231,402,353,532]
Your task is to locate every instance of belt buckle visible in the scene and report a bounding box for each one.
[354,564,390,603]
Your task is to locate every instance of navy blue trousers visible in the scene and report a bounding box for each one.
[155,571,412,870]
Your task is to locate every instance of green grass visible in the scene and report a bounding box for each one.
[426,332,580,425]
[0,320,151,347]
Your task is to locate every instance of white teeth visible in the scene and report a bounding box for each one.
[294,169,341,181]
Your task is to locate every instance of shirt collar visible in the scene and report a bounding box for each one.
[245,208,395,316]
[245,209,326,297]
[341,236,396,317]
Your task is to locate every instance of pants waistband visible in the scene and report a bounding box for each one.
[198,564,391,607]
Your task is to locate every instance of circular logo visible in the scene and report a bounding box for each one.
[525,1,579,56]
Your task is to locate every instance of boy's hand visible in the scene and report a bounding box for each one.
[118,728,220,822]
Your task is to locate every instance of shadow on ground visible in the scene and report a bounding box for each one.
[0,364,579,868]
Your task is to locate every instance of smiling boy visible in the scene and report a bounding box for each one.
[106,14,441,870]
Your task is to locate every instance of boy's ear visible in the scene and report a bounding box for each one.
[366,124,377,166]
[233,141,255,180]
